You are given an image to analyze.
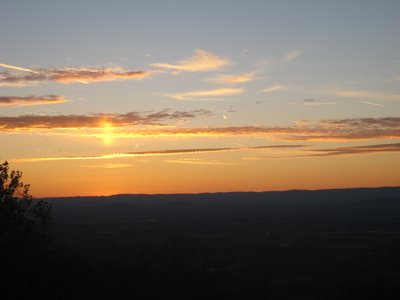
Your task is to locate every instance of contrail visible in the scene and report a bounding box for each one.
[14,144,309,163]
[0,63,36,73]
[360,101,384,107]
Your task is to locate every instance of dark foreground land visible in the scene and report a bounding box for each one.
[5,187,400,299]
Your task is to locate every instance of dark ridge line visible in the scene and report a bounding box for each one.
[40,186,400,201]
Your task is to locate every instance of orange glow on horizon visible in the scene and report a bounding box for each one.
[15,151,400,198]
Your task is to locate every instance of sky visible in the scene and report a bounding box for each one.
[1,0,399,197]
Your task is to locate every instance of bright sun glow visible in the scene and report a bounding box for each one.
[101,122,115,145]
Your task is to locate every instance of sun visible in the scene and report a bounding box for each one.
[101,122,115,145]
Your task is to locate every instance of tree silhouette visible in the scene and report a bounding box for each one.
[0,161,51,246]
[0,160,53,269]
[0,161,58,297]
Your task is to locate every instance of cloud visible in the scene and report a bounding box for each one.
[288,117,400,140]
[334,89,400,101]
[0,95,66,106]
[151,50,229,72]
[164,158,233,166]
[360,101,384,107]
[0,50,229,86]
[290,99,336,106]
[2,115,399,142]
[206,73,257,84]
[283,49,302,63]
[129,117,400,141]
[166,88,243,101]
[318,117,400,128]
[15,144,308,163]
[244,142,400,160]
[306,142,400,157]
[262,84,285,93]
[82,163,132,169]
[0,109,211,130]
[0,67,155,86]
[289,117,400,140]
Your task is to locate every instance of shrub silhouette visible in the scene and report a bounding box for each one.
[0,161,122,299]
[0,161,56,298]
[0,161,51,248]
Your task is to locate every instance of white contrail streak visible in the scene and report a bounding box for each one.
[0,63,36,73]
[360,101,384,107]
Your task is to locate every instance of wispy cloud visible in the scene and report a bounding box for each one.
[290,99,336,106]
[15,144,308,163]
[306,142,400,157]
[166,88,243,101]
[151,50,229,72]
[0,95,66,106]
[164,158,233,166]
[130,117,400,141]
[0,66,155,86]
[244,142,400,160]
[334,89,400,101]
[318,117,400,128]
[290,117,400,140]
[81,163,132,169]
[283,49,302,63]
[206,73,257,84]
[360,101,384,107]
[2,115,399,142]
[0,109,211,130]
[262,84,286,93]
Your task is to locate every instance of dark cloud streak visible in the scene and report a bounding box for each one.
[1,115,399,141]
[0,109,211,130]
[0,95,66,106]
[16,144,309,162]
[306,142,400,157]
[0,67,154,86]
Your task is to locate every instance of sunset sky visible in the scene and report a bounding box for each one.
[1,0,399,197]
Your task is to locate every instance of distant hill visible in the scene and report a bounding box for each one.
[40,186,400,299]
[45,187,400,224]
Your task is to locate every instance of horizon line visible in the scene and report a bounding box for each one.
[38,185,400,199]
